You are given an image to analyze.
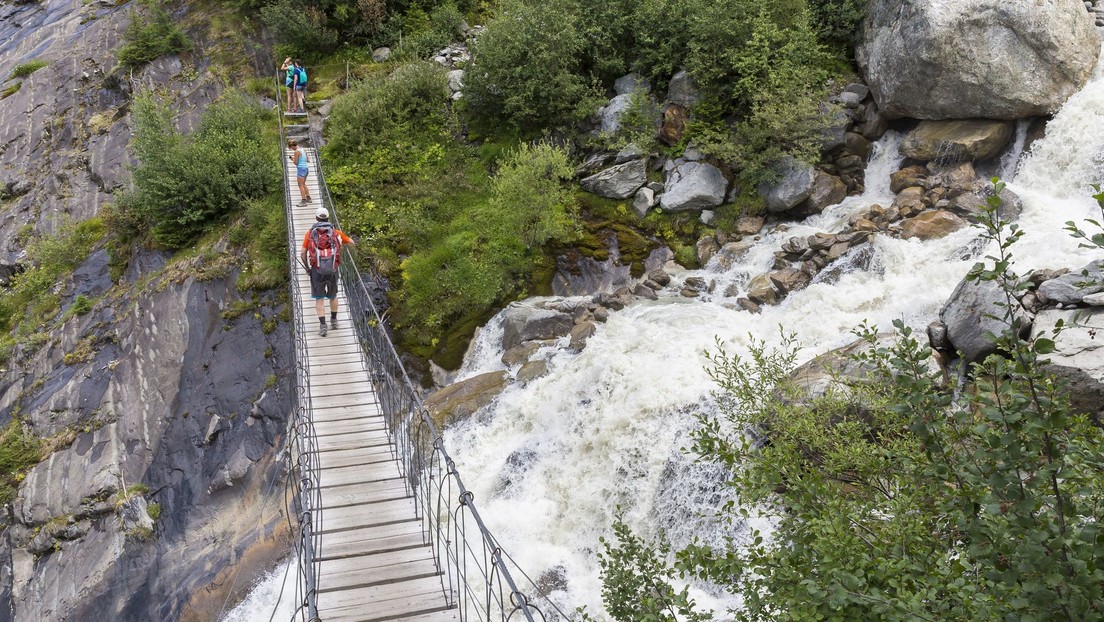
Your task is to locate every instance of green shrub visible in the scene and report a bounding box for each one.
[808,0,868,48]
[395,3,465,59]
[67,295,94,317]
[324,62,450,156]
[0,218,107,336]
[464,0,597,133]
[117,1,192,68]
[1,82,21,99]
[399,141,577,340]
[11,59,48,79]
[0,421,43,505]
[118,90,279,249]
[260,0,340,56]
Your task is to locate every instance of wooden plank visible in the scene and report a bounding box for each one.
[315,419,390,441]
[315,428,391,452]
[391,609,461,622]
[317,445,396,468]
[318,461,404,487]
[312,393,380,411]
[316,519,426,561]
[308,361,368,376]
[319,498,420,533]
[312,407,384,425]
[316,575,449,622]
[319,478,409,509]
[318,547,439,592]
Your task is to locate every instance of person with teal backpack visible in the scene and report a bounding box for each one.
[280,57,298,112]
[293,59,307,113]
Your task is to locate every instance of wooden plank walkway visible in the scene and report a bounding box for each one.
[286,125,458,622]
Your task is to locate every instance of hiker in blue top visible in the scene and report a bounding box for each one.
[293,59,307,113]
[280,57,299,112]
[288,139,311,205]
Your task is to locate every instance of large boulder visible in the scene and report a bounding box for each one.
[1031,308,1104,423]
[424,371,510,429]
[796,171,847,215]
[1037,260,1104,304]
[580,160,647,199]
[857,0,1100,120]
[659,162,728,212]
[597,94,635,134]
[501,303,575,350]
[667,70,701,108]
[900,210,968,240]
[899,120,1014,163]
[940,276,1029,365]
[758,157,816,213]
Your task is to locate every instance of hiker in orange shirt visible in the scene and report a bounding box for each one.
[300,207,354,336]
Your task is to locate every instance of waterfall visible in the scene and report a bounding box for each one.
[444,51,1104,618]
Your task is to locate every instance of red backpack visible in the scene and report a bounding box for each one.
[308,222,341,275]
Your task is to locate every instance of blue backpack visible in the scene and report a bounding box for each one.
[296,66,308,87]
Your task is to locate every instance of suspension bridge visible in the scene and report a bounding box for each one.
[277,88,565,622]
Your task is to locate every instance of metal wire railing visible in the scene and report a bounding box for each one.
[277,71,572,622]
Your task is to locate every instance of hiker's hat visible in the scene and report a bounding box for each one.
[316,207,329,220]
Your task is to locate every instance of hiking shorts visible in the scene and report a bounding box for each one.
[297,165,309,179]
[295,84,306,92]
[310,269,338,299]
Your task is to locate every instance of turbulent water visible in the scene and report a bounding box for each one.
[226,46,1104,622]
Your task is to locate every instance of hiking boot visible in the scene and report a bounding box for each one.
[319,323,327,337]
[329,317,338,330]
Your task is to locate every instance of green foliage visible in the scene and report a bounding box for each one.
[808,0,868,49]
[325,62,450,156]
[581,516,712,622]
[260,0,340,56]
[0,218,106,340]
[0,420,43,505]
[595,186,1104,621]
[67,295,94,318]
[233,195,289,291]
[117,1,192,68]
[1,82,22,99]
[464,0,598,133]
[393,2,465,59]
[687,4,831,186]
[399,141,577,342]
[1064,184,1104,251]
[146,502,162,520]
[11,59,48,79]
[114,90,279,249]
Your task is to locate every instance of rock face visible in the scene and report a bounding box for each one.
[857,0,1100,120]
[899,120,1014,162]
[2,262,294,622]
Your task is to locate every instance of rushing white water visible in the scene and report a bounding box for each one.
[219,558,299,622]
[446,50,1104,619]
